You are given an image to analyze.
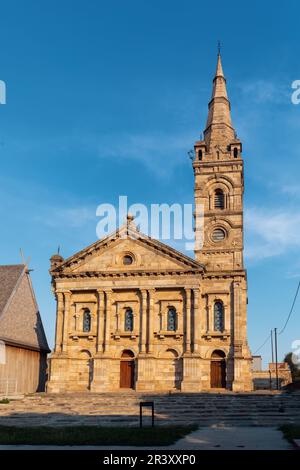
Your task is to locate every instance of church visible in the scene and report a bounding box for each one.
[47,53,253,393]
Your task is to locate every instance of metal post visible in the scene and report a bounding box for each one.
[140,401,154,428]
[139,403,142,428]
[151,403,154,427]
[274,328,279,390]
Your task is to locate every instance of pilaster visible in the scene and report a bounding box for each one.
[96,289,105,355]
[54,292,64,353]
[103,289,113,355]
[61,291,71,354]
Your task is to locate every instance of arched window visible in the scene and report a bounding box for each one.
[167,307,177,331]
[233,147,238,158]
[124,308,134,332]
[214,301,224,332]
[198,149,203,160]
[214,189,224,209]
[83,309,91,332]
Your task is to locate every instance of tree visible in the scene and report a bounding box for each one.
[284,352,300,382]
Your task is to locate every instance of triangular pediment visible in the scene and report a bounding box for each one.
[51,224,203,275]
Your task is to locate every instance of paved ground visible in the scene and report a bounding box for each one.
[0,426,293,450]
[168,426,293,450]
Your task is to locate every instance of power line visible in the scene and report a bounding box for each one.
[253,281,299,358]
[253,332,271,355]
[279,280,300,335]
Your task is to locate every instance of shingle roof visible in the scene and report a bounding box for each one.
[0,264,24,316]
[0,264,50,352]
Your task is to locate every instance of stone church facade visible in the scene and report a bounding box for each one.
[47,54,253,393]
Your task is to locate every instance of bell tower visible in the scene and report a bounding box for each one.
[193,52,244,272]
[193,52,253,392]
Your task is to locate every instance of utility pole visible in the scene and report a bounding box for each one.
[270,330,274,391]
[271,329,274,363]
[274,328,279,390]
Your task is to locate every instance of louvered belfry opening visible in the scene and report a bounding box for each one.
[214,189,224,209]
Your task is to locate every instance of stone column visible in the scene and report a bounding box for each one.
[209,296,213,332]
[205,295,210,332]
[54,292,64,353]
[61,291,71,353]
[96,290,105,354]
[232,280,253,392]
[140,289,147,353]
[136,289,155,391]
[181,288,202,392]
[73,303,79,331]
[233,281,241,342]
[148,289,155,354]
[104,289,112,354]
[185,288,191,353]
[91,290,117,392]
[161,302,166,331]
[193,288,200,353]
[224,301,230,331]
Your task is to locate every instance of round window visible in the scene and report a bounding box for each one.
[123,255,133,265]
[212,228,226,242]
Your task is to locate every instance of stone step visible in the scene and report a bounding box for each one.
[5,407,300,414]
[1,392,300,428]
[19,404,300,408]
[19,400,300,407]
[23,401,300,407]
[5,408,300,414]
[1,407,300,416]
[22,396,300,401]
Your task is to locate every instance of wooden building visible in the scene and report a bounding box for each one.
[0,264,50,396]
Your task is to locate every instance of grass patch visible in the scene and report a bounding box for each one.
[0,399,10,404]
[280,425,300,443]
[0,425,197,446]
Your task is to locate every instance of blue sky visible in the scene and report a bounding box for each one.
[0,0,299,366]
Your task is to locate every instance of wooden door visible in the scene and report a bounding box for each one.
[211,360,226,388]
[120,360,134,388]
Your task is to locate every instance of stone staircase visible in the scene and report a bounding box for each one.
[0,391,299,427]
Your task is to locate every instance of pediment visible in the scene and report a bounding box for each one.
[51,225,203,275]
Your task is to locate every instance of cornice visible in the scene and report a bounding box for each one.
[203,269,246,280]
[193,160,243,169]
[52,268,204,280]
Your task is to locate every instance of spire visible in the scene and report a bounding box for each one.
[215,51,224,78]
[203,52,235,150]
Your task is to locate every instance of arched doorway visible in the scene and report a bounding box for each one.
[120,350,135,389]
[78,350,93,390]
[210,350,226,388]
[159,349,182,390]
